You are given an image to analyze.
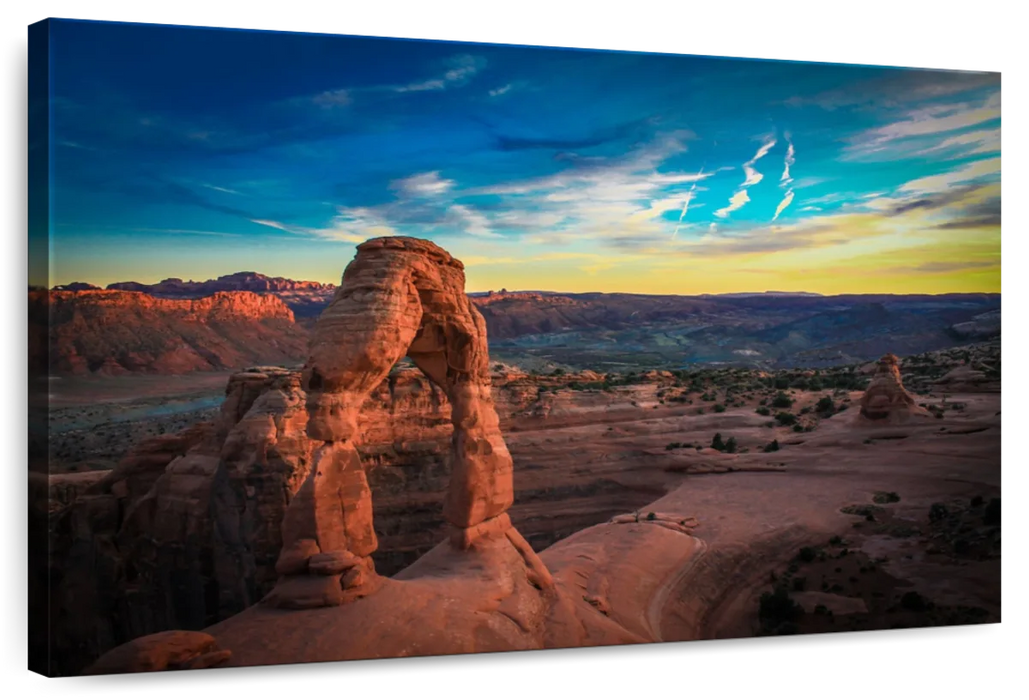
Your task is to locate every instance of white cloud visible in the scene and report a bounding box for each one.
[489,84,513,98]
[445,204,500,238]
[251,207,398,243]
[741,137,777,187]
[917,128,1001,158]
[845,92,1000,158]
[716,137,776,220]
[781,138,795,186]
[201,183,242,196]
[715,190,750,219]
[394,54,484,93]
[898,157,1000,195]
[391,171,455,197]
[773,189,795,221]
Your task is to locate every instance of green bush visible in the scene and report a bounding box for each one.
[763,439,780,453]
[713,404,727,413]
[816,396,835,415]
[771,391,794,409]
[725,436,738,453]
[711,433,726,451]
[755,406,771,416]
[776,412,798,426]
[873,491,900,504]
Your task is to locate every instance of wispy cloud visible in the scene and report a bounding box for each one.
[394,54,485,93]
[445,204,499,238]
[742,138,777,187]
[311,89,352,109]
[916,128,1001,158]
[716,137,775,219]
[489,84,513,98]
[845,92,1000,159]
[200,183,243,196]
[391,171,455,197]
[251,207,397,243]
[672,167,704,239]
[715,190,751,219]
[780,137,795,186]
[773,189,794,221]
[784,71,998,112]
[897,157,1000,196]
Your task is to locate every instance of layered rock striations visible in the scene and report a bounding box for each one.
[35,289,309,375]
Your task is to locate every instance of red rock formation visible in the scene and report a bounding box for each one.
[858,353,929,423]
[83,631,231,674]
[270,237,516,607]
[36,289,309,375]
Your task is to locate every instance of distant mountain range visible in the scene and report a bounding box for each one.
[38,272,1001,375]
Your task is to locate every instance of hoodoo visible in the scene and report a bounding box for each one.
[858,353,929,423]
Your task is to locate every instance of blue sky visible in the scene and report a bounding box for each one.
[39,18,1001,293]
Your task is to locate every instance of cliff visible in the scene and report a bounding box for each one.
[33,289,309,375]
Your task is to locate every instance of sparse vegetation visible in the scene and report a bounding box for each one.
[775,411,798,426]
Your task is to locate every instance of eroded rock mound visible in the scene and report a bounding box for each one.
[83,631,231,675]
[269,236,517,608]
[858,354,929,423]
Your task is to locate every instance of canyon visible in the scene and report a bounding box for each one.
[38,275,999,377]
[31,238,1001,676]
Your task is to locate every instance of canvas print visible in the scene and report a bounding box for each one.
[28,18,1001,677]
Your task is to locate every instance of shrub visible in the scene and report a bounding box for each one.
[984,498,1001,526]
[758,587,802,630]
[929,503,949,523]
[798,546,818,562]
[763,439,780,453]
[771,391,794,409]
[665,442,682,450]
[725,436,738,453]
[711,433,726,451]
[776,412,798,426]
[646,512,656,521]
[816,396,835,415]
[756,406,771,416]
[713,404,727,413]
[873,491,900,504]
[774,377,790,390]
[793,424,805,433]
[900,591,930,612]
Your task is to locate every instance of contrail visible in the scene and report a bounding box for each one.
[672,165,704,239]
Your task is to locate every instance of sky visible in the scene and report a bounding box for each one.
[36,19,1001,294]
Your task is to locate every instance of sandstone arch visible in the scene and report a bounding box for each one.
[266,237,515,608]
